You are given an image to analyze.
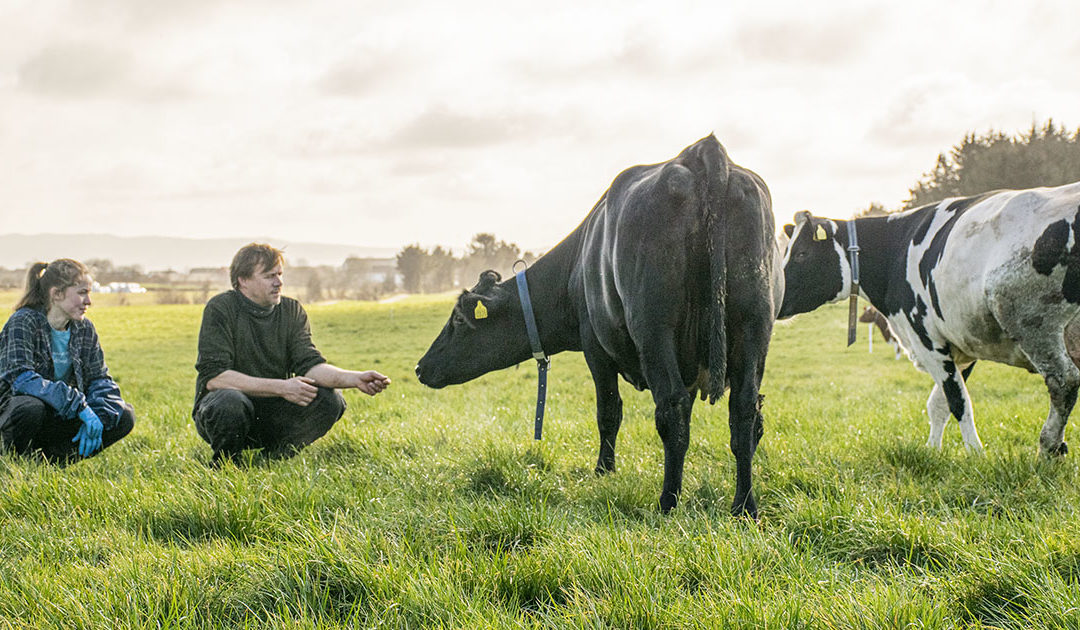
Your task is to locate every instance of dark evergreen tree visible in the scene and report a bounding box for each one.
[905,119,1080,209]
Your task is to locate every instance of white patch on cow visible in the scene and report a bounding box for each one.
[826,219,851,303]
[780,219,806,268]
[881,182,1080,454]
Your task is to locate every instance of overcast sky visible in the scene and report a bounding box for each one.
[2,0,1078,254]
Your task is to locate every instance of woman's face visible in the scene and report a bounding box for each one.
[50,277,93,324]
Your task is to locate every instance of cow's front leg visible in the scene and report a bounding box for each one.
[925,383,949,448]
[925,362,975,448]
[585,350,623,474]
[927,357,983,452]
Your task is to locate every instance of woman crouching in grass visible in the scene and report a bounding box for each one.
[0,259,134,463]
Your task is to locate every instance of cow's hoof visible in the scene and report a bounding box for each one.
[594,462,615,476]
[731,494,758,520]
[1044,441,1069,458]
[731,504,758,520]
[658,493,678,514]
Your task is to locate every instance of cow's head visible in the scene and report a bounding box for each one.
[858,306,880,324]
[777,210,850,319]
[415,270,530,388]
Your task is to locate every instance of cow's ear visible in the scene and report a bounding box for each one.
[472,270,501,293]
[783,223,794,238]
[794,210,812,226]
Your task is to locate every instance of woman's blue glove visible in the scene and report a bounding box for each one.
[73,407,104,457]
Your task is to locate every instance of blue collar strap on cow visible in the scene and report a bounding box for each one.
[846,219,862,347]
[515,269,550,440]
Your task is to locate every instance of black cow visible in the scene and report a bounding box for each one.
[416,135,782,516]
[779,182,1080,455]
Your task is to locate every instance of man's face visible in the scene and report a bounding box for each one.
[238,262,283,307]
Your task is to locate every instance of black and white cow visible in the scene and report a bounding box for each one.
[779,182,1080,456]
[416,135,782,516]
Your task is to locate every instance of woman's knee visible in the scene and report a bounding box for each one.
[112,402,136,438]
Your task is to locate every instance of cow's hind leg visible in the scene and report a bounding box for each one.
[726,316,770,519]
[1025,342,1079,458]
[584,346,623,474]
[639,336,692,513]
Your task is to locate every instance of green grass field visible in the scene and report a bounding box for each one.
[2,296,1078,629]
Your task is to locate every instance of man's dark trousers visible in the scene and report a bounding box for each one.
[194,387,346,461]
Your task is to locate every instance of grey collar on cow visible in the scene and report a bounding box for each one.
[846,220,862,346]
[515,268,550,440]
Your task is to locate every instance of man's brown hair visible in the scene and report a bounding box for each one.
[230,243,285,290]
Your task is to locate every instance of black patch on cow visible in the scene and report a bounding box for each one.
[918,201,973,319]
[910,204,937,246]
[941,359,967,423]
[1064,209,1080,303]
[961,362,976,381]
[943,194,991,215]
[906,296,936,351]
[1032,219,1069,275]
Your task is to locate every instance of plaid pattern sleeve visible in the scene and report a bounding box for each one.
[0,309,51,385]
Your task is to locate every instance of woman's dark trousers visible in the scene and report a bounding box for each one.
[0,395,136,464]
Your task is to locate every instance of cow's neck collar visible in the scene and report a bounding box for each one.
[515,269,550,440]
[845,219,861,346]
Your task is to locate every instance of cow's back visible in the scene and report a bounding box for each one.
[577,158,711,384]
[908,182,1080,366]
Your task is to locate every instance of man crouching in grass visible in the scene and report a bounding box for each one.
[193,243,390,465]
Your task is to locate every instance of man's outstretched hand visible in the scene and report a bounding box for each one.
[355,370,391,396]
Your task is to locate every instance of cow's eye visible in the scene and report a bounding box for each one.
[452,312,466,326]
[794,249,809,262]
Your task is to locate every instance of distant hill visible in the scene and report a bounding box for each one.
[0,234,398,271]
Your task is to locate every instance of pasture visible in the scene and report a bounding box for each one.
[2,296,1079,629]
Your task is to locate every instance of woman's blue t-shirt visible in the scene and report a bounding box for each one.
[50,327,72,382]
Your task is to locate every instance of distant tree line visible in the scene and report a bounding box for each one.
[856,119,1080,217]
[395,233,539,294]
[0,256,399,305]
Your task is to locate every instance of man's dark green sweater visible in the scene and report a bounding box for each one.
[193,290,326,416]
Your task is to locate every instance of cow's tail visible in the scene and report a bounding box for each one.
[701,135,732,404]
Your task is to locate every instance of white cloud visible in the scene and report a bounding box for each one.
[0,0,1077,255]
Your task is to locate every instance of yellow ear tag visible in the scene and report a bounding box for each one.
[814,225,828,241]
[474,301,488,320]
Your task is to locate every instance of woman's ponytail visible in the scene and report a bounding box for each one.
[14,259,90,311]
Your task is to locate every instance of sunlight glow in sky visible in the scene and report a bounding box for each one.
[2,0,1078,253]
